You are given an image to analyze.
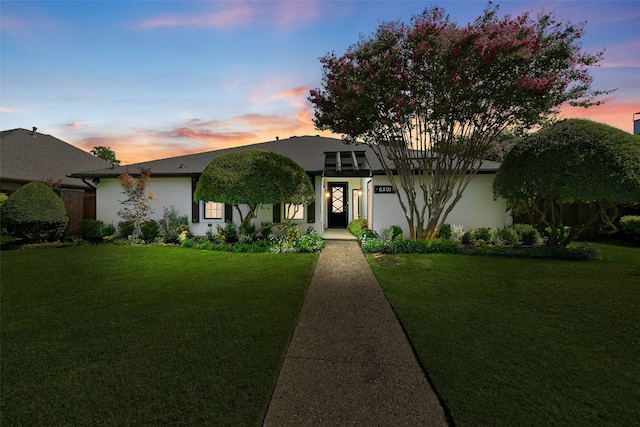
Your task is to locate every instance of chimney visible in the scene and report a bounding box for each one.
[276,136,279,141]
[31,127,37,137]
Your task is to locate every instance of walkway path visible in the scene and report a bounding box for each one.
[262,240,448,426]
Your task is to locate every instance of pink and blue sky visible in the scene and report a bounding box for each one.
[1,0,639,164]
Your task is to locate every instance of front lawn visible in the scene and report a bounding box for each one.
[1,245,317,426]
[368,243,640,426]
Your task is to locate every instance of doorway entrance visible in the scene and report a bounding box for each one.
[327,182,348,228]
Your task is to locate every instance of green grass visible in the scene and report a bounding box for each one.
[368,243,640,427]
[1,245,317,426]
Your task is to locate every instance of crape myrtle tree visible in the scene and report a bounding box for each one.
[493,119,640,248]
[309,4,611,240]
[118,167,156,237]
[193,149,315,232]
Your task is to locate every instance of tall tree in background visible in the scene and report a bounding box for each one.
[91,146,121,165]
[310,4,611,240]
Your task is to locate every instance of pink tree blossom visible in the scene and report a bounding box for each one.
[310,4,611,240]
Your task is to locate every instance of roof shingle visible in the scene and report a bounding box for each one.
[1,128,112,188]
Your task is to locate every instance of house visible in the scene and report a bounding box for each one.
[69,135,509,237]
[1,128,112,235]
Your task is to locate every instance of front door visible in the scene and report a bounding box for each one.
[328,183,348,228]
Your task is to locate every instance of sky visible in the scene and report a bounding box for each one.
[1,0,639,165]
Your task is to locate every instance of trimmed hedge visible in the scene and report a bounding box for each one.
[1,182,69,241]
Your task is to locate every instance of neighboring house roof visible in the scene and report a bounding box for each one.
[1,128,112,189]
[69,135,501,179]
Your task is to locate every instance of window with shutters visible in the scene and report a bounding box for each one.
[204,202,223,219]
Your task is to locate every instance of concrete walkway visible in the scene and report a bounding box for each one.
[262,240,448,426]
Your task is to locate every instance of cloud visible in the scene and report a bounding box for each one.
[559,97,640,133]
[62,102,336,164]
[0,106,17,113]
[599,39,640,68]
[0,5,63,39]
[136,3,257,29]
[58,121,90,130]
[275,1,321,27]
[135,0,321,31]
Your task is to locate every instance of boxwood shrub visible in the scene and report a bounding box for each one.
[1,182,69,241]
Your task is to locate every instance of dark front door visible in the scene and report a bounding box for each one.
[328,183,348,228]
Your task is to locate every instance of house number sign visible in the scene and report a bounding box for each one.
[374,185,395,194]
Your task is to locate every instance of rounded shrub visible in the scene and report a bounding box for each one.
[1,182,69,241]
[496,226,519,245]
[118,221,135,238]
[141,219,160,241]
[80,219,105,241]
[512,224,541,245]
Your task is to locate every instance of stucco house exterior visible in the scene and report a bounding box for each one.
[1,127,112,235]
[70,135,509,237]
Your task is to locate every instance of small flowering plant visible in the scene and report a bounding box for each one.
[176,224,191,236]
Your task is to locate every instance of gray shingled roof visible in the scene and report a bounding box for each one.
[1,128,112,188]
[69,135,501,178]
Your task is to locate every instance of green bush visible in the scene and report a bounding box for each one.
[511,224,541,245]
[620,215,640,240]
[437,224,452,240]
[496,226,519,245]
[299,231,325,253]
[360,236,386,253]
[348,217,369,237]
[461,230,476,244]
[475,227,494,243]
[425,238,463,254]
[102,223,116,237]
[389,225,403,239]
[1,182,69,242]
[224,221,238,241]
[118,221,135,238]
[141,219,159,241]
[80,219,104,241]
[280,222,300,240]
[158,205,188,242]
[390,236,411,253]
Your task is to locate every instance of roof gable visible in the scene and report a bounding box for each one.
[1,128,112,188]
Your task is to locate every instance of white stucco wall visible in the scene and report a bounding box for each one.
[96,177,193,229]
[370,174,509,235]
[96,176,327,237]
[96,173,508,238]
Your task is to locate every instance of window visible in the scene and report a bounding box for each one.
[204,202,223,219]
[285,204,304,220]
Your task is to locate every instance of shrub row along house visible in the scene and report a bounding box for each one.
[69,135,509,237]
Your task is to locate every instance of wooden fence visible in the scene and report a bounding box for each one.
[57,188,97,236]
